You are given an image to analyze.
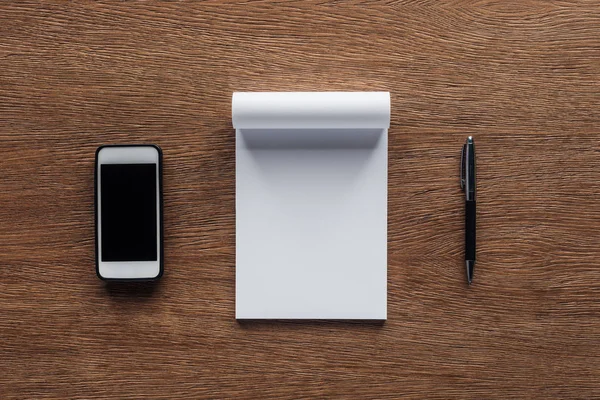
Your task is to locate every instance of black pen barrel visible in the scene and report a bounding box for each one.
[465,200,476,261]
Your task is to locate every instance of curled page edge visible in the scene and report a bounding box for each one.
[232,92,390,130]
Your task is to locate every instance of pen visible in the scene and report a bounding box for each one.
[460,137,476,284]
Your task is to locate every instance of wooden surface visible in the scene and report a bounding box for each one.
[1,1,599,398]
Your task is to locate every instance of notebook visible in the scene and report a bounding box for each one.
[234,92,389,319]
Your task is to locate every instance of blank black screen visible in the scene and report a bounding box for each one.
[100,164,157,261]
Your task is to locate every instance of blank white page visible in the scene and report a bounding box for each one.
[234,92,389,319]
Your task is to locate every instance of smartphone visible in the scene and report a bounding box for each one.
[95,145,163,281]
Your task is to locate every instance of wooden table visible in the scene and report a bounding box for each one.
[1,2,599,398]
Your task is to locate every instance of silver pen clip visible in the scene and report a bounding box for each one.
[460,143,466,191]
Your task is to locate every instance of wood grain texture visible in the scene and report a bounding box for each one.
[1,1,599,398]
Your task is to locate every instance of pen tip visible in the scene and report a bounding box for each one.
[466,260,474,285]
